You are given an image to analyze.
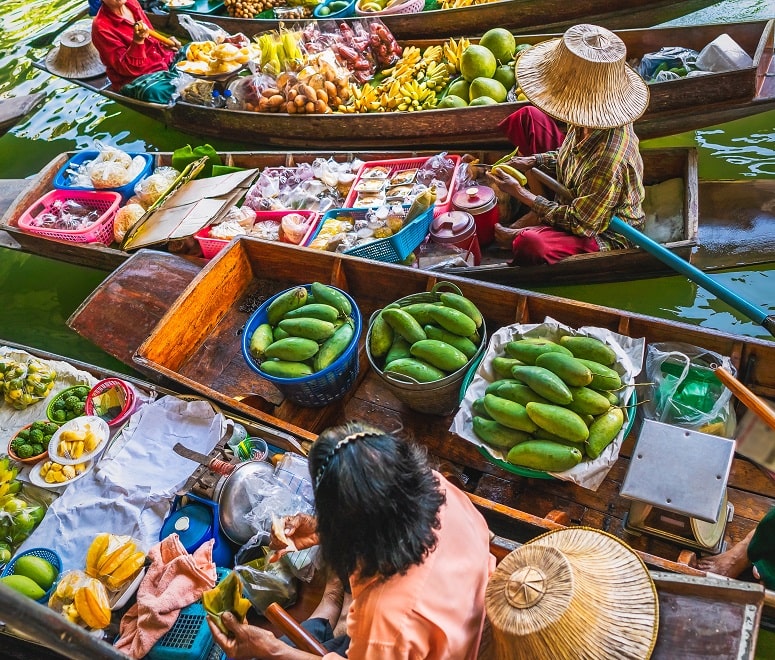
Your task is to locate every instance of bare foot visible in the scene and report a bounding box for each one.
[697,529,754,578]
[309,572,345,630]
[332,591,352,638]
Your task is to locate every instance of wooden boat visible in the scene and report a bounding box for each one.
[34,21,775,150]
[0,147,701,287]
[66,242,775,582]
[147,0,716,42]
[0,93,44,137]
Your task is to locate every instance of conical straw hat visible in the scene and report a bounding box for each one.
[485,527,658,659]
[516,23,649,129]
[46,26,106,80]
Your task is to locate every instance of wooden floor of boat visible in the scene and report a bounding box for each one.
[67,249,775,570]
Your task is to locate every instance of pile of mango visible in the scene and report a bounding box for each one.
[472,335,626,472]
[248,282,357,378]
[369,290,483,383]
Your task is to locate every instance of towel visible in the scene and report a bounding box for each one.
[115,533,217,658]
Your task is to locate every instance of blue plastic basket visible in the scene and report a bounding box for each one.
[241,284,362,407]
[53,150,154,202]
[313,0,356,17]
[308,206,434,264]
[148,568,230,660]
[1,547,62,604]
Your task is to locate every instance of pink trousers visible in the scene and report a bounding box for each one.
[512,226,600,266]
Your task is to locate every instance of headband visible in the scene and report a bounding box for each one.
[314,430,381,489]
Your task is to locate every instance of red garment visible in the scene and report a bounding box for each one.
[512,225,600,266]
[498,106,566,155]
[92,0,175,90]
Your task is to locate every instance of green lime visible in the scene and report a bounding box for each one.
[318,5,331,14]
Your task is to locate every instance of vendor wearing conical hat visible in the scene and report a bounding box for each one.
[92,0,180,90]
[486,24,650,266]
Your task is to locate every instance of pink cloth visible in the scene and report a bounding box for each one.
[512,225,600,265]
[498,106,566,155]
[322,473,496,660]
[115,534,217,659]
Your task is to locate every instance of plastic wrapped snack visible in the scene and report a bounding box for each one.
[280,212,310,245]
[307,217,354,251]
[48,570,112,631]
[134,166,180,208]
[92,146,133,170]
[209,220,246,240]
[84,532,146,592]
[113,203,145,243]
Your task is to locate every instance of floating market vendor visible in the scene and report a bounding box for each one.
[698,507,775,589]
[208,421,495,659]
[91,0,181,92]
[486,24,650,266]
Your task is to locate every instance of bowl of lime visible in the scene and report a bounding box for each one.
[314,0,356,18]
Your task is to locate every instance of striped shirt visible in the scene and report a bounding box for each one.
[533,124,645,251]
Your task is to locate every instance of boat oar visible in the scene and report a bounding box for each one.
[529,168,775,337]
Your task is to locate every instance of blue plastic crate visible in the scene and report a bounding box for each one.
[241,284,362,407]
[147,568,229,660]
[309,206,434,264]
[53,150,154,202]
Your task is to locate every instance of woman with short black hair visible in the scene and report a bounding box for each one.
[209,421,495,659]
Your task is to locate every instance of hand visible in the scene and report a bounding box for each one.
[208,612,283,659]
[168,36,181,49]
[133,21,150,43]
[506,156,537,172]
[269,513,319,562]
[485,168,530,201]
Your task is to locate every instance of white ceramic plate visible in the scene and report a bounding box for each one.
[28,458,94,490]
[47,416,110,465]
[164,0,196,7]
[109,567,146,610]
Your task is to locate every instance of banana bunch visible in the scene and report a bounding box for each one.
[54,572,111,630]
[397,80,438,112]
[39,460,88,484]
[419,60,450,92]
[86,533,146,591]
[442,37,471,76]
[381,46,422,82]
[438,0,495,7]
[340,83,381,113]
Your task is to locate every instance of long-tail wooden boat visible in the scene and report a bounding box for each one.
[66,242,775,586]
[34,21,775,149]
[0,147,702,286]
[0,93,44,137]
[147,0,716,41]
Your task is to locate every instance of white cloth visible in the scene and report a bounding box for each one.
[18,395,226,571]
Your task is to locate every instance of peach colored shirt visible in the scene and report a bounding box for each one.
[323,473,495,660]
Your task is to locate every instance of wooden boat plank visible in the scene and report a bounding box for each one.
[152,0,717,41]
[0,93,44,136]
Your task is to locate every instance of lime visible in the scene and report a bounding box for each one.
[318,5,330,14]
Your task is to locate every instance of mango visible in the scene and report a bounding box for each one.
[1,574,46,600]
[13,555,58,591]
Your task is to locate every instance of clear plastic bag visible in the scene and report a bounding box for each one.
[234,548,297,614]
[637,47,698,81]
[177,14,230,44]
[48,570,112,630]
[642,341,737,436]
[134,166,180,208]
[2,358,57,410]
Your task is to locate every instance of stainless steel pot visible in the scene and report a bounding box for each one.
[212,459,275,546]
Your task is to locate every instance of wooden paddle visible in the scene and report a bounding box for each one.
[530,168,775,337]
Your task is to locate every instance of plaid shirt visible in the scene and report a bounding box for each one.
[533,124,645,251]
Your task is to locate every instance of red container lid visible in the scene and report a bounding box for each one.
[452,186,497,214]
[430,211,476,243]
[85,378,137,427]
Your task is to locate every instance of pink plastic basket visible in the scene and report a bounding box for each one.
[355,0,423,15]
[16,189,121,245]
[344,155,461,217]
[195,209,320,260]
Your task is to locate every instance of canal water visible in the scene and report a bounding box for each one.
[0,2,774,657]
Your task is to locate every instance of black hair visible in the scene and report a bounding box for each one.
[309,421,446,584]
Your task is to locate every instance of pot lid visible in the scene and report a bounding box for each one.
[452,185,496,213]
[430,211,475,242]
[161,503,213,551]
[217,460,275,545]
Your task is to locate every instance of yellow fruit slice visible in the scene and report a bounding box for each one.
[85,533,111,578]
[74,584,111,630]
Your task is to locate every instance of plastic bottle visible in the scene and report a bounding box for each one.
[223,89,238,110]
[209,90,224,108]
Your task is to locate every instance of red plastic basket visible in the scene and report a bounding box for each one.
[16,189,121,245]
[195,209,320,260]
[344,155,461,217]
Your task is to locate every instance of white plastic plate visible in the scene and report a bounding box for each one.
[47,416,110,466]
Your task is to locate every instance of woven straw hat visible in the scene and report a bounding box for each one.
[46,26,106,80]
[516,23,649,129]
[484,527,658,659]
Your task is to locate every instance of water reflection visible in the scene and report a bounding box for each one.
[696,124,775,178]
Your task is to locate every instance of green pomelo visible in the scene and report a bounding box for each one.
[447,78,470,100]
[493,64,516,92]
[460,45,497,82]
[479,28,516,65]
[469,96,499,106]
[469,77,508,103]
[13,555,58,590]
[438,95,468,108]
[1,574,46,600]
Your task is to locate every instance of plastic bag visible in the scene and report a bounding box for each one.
[281,212,311,244]
[2,358,57,410]
[134,166,181,208]
[642,341,737,436]
[48,570,112,631]
[177,14,230,44]
[84,532,146,592]
[113,203,146,243]
[637,47,698,82]
[234,548,297,614]
[228,73,283,113]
